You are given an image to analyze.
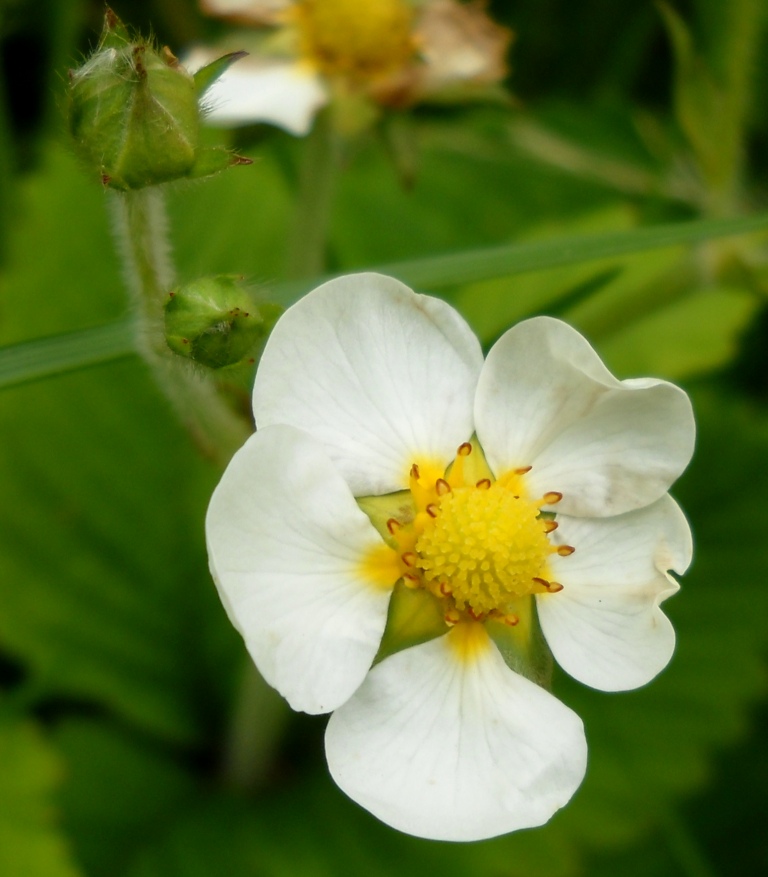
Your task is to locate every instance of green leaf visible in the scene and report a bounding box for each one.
[127,781,578,877]
[657,0,764,197]
[8,207,768,391]
[598,286,758,379]
[453,206,639,343]
[0,714,82,877]
[54,719,198,877]
[0,143,242,743]
[0,148,125,342]
[0,320,135,391]
[658,1,735,191]
[274,209,768,305]
[0,360,239,744]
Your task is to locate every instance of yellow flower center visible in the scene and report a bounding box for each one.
[416,481,552,615]
[360,441,572,627]
[294,0,416,80]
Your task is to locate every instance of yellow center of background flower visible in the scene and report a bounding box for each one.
[295,0,416,80]
[416,482,552,615]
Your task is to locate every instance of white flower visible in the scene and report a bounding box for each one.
[187,0,512,135]
[206,273,695,841]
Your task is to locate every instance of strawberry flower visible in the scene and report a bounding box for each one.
[187,0,512,134]
[206,273,694,840]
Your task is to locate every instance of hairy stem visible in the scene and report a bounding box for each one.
[111,188,250,466]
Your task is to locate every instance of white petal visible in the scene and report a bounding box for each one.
[475,316,695,517]
[200,0,292,25]
[325,626,587,841]
[539,494,692,692]
[186,48,328,135]
[254,273,484,495]
[206,424,394,714]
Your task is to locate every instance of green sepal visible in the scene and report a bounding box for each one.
[356,491,415,547]
[194,51,248,97]
[187,147,253,182]
[374,581,447,665]
[486,597,553,688]
[68,11,250,190]
[165,276,282,370]
[100,7,131,50]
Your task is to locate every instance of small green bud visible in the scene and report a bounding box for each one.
[68,8,249,190]
[165,276,282,370]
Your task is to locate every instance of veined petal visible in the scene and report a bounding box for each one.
[187,48,328,135]
[475,316,695,517]
[206,424,395,714]
[254,274,484,496]
[325,624,587,841]
[539,494,692,692]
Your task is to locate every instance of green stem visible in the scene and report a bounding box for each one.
[110,188,250,466]
[111,188,288,791]
[220,659,290,792]
[286,112,339,278]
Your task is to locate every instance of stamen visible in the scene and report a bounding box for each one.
[401,551,417,567]
[403,572,421,588]
[426,503,439,518]
[546,581,564,593]
[467,607,485,622]
[502,613,519,626]
[476,478,491,490]
[435,478,451,496]
[515,465,532,474]
[410,463,420,480]
[457,442,472,457]
[532,576,550,589]
[386,517,401,534]
[444,609,461,626]
[542,491,563,505]
[556,545,575,556]
[439,581,452,597]
[542,519,558,533]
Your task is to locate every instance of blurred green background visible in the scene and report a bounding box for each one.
[2,0,768,875]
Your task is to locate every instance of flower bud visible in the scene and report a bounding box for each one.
[165,276,282,369]
[68,8,250,190]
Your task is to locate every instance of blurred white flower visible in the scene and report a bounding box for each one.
[187,0,512,134]
[206,273,695,840]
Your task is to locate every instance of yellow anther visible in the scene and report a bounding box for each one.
[435,478,451,496]
[542,491,563,505]
[542,519,558,533]
[556,545,575,556]
[476,478,491,490]
[457,442,472,457]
